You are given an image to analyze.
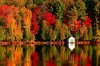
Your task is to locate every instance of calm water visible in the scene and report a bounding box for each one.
[0,43,100,66]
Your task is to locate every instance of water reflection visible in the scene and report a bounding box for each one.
[0,43,100,66]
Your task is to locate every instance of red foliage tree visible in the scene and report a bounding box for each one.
[43,12,56,25]
[0,5,8,17]
[31,6,40,34]
[84,16,92,28]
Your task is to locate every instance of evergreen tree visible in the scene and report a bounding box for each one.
[74,0,87,20]
[95,0,100,24]
[47,1,65,21]
[67,6,78,20]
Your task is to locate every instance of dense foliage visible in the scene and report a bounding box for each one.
[0,0,99,41]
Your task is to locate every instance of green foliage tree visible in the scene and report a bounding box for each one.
[74,0,86,20]
[41,20,50,41]
[0,26,5,40]
[67,6,78,20]
[47,1,65,21]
